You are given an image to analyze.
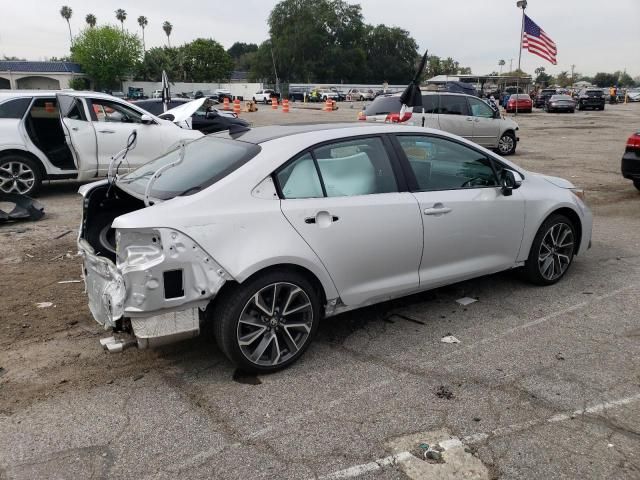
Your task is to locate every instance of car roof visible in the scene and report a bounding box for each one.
[0,90,124,101]
[211,122,461,145]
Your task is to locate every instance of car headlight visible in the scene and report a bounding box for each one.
[570,188,586,203]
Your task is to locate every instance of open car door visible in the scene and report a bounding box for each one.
[158,98,207,129]
[56,93,99,180]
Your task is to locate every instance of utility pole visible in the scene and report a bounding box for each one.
[571,64,576,85]
[509,58,513,72]
[516,0,527,72]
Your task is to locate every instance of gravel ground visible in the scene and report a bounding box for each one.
[0,102,639,479]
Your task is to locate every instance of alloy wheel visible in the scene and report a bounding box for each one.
[538,223,574,281]
[498,135,515,154]
[0,161,36,195]
[237,282,314,367]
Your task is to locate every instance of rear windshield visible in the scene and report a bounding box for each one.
[510,94,531,100]
[585,90,603,97]
[117,136,261,200]
[364,96,401,116]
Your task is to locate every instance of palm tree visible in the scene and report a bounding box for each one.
[137,16,148,51]
[162,21,173,47]
[85,13,97,28]
[498,59,506,75]
[115,9,127,31]
[60,6,73,46]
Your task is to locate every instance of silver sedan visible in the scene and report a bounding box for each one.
[78,123,592,372]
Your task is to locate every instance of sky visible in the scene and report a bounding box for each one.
[1,0,639,78]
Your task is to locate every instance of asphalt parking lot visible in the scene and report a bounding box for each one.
[1,102,639,479]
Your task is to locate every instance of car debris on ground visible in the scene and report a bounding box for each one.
[0,193,44,223]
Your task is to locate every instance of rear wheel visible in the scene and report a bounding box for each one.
[0,154,43,197]
[213,269,321,373]
[522,214,577,285]
[497,131,517,156]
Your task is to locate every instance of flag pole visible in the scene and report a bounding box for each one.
[515,0,527,116]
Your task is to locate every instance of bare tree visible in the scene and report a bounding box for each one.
[162,21,173,47]
[85,14,97,28]
[60,5,73,46]
[137,15,148,51]
[115,9,127,31]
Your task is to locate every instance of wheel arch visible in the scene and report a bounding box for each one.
[0,148,47,178]
[524,207,583,260]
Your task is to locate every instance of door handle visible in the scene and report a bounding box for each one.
[71,127,79,131]
[305,213,339,224]
[98,130,115,134]
[423,204,452,215]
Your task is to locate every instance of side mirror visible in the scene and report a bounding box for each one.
[501,169,523,196]
[140,114,153,124]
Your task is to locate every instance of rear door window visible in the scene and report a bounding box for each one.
[439,95,470,116]
[419,95,439,114]
[364,96,401,116]
[0,97,32,119]
[467,97,495,118]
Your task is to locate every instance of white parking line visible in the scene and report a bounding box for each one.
[464,392,640,444]
[315,452,413,480]
[441,283,638,359]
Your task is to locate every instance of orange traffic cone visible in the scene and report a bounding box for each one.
[223,97,230,111]
[233,98,241,115]
[271,97,278,110]
[282,99,289,113]
[324,99,332,112]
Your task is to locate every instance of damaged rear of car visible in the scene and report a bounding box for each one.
[78,135,260,348]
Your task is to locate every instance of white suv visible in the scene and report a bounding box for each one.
[0,91,203,196]
[360,92,520,155]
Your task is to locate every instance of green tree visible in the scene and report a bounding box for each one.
[60,6,73,46]
[498,59,505,75]
[135,46,180,81]
[115,9,127,31]
[85,14,97,28]
[363,25,417,83]
[593,72,619,87]
[162,21,173,47]
[617,71,635,87]
[555,70,571,87]
[227,42,258,59]
[137,15,148,51]
[182,38,234,82]
[71,25,142,89]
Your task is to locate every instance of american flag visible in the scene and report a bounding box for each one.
[522,14,557,65]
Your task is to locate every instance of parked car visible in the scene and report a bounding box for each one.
[329,87,346,101]
[309,89,339,102]
[0,91,203,196]
[288,86,311,102]
[360,92,520,155]
[621,130,640,191]
[534,88,557,108]
[77,123,591,371]
[506,94,533,113]
[215,89,233,101]
[347,88,375,101]
[132,98,249,135]
[545,94,576,113]
[626,89,640,102]
[577,88,605,110]
[253,89,280,104]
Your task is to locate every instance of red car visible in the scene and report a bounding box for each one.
[506,94,533,113]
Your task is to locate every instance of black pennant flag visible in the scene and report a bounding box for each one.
[400,50,428,108]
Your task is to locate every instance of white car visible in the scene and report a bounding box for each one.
[360,92,520,155]
[347,88,375,101]
[78,123,591,372]
[0,91,203,195]
[253,89,278,104]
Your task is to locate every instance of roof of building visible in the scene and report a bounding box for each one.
[0,61,82,73]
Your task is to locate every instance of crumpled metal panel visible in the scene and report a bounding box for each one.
[131,308,200,348]
[80,239,125,328]
[0,193,44,223]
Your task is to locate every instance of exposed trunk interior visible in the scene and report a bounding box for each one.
[25,97,76,171]
[82,183,146,262]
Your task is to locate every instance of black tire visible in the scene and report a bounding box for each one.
[497,131,517,156]
[85,211,126,259]
[213,269,322,373]
[0,153,43,197]
[522,214,577,286]
[359,95,365,101]
[633,179,640,191]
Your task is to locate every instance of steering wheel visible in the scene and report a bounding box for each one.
[461,177,486,188]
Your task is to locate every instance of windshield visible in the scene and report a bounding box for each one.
[117,136,261,200]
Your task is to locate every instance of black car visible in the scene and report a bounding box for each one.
[577,88,605,111]
[622,131,640,191]
[534,88,557,108]
[133,99,249,134]
[287,87,311,102]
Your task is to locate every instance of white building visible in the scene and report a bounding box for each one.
[0,61,85,90]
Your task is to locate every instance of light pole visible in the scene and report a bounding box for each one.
[516,0,527,72]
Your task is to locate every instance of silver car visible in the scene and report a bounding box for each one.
[78,124,591,372]
[361,92,520,156]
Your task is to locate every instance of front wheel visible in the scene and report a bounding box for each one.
[522,214,577,286]
[0,154,43,196]
[212,270,321,373]
[497,131,517,156]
